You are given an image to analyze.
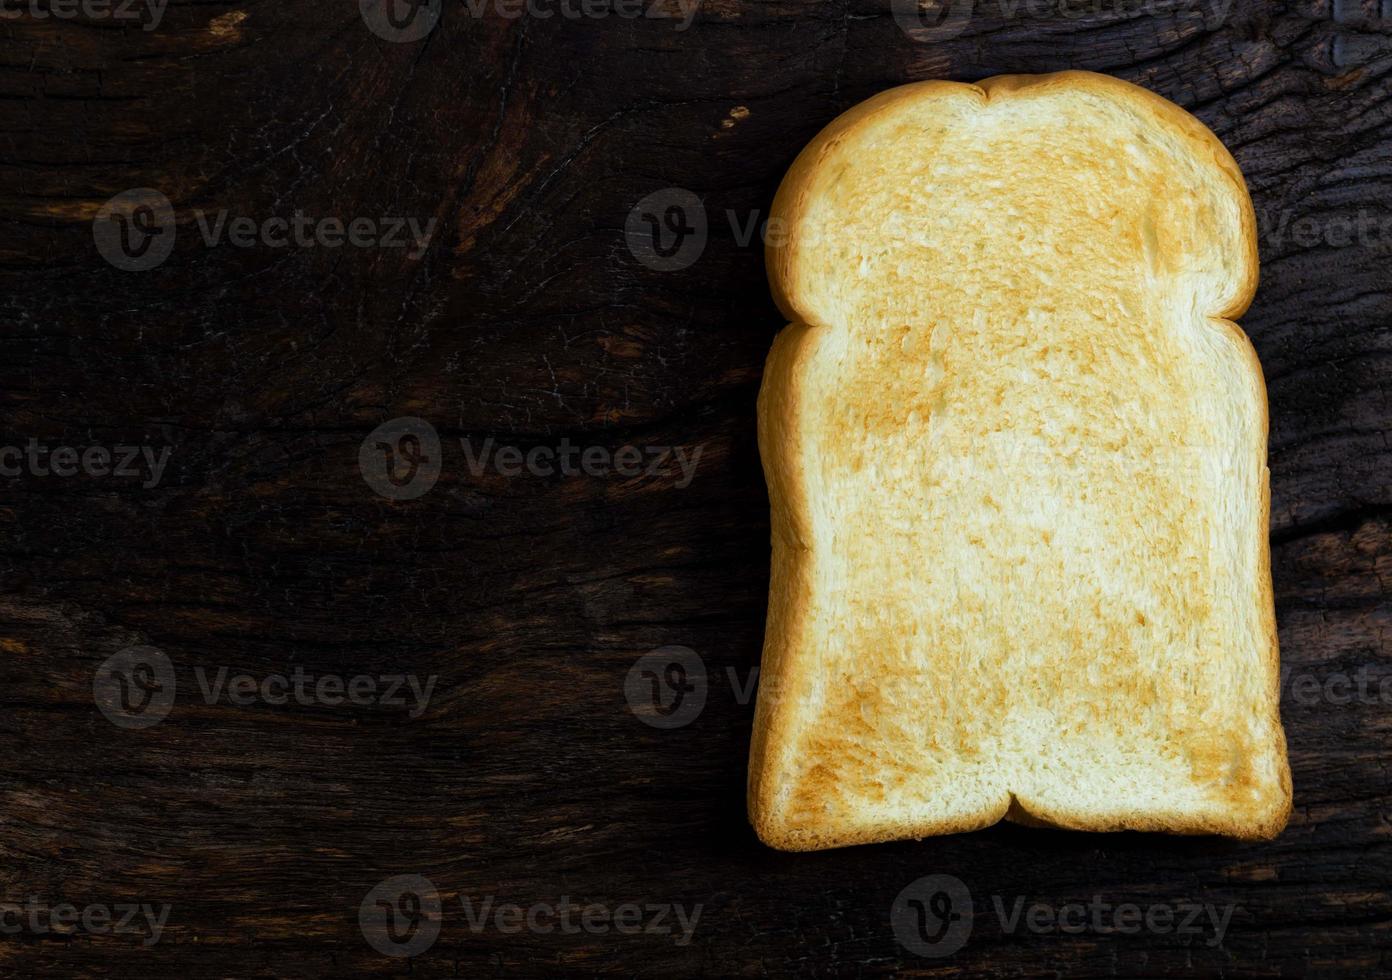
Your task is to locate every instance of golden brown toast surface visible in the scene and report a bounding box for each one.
[749,72,1291,851]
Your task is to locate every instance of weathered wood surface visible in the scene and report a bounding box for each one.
[0,0,1389,975]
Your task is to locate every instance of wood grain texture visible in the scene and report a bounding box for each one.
[0,0,1389,975]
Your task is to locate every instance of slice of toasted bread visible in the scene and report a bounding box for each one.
[749,71,1292,851]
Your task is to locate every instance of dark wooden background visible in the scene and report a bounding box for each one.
[1,0,1389,975]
